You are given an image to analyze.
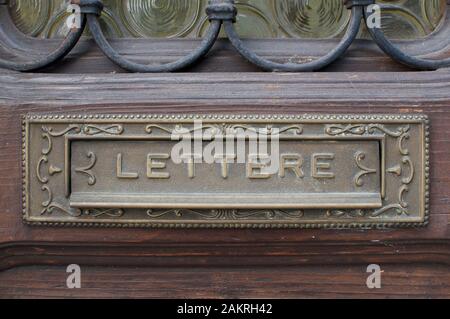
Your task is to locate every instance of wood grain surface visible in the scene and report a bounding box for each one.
[0,70,449,298]
[1,264,449,299]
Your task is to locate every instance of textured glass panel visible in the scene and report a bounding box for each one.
[7,0,447,39]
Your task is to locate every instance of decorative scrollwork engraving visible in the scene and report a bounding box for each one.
[367,124,410,137]
[147,209,304,220]
[325,124,410,137]
[42,125,82,137]
[146,123,303,137]
[40,202,82,217]
[324,121,417,219]
[370,204,409,217]
[399,133,410,156]
[36,156,62,184]
[145,124,178,135]
[83,125,124,136]
[401,157,415,185]
[399,185,409,208]
[221,209,305,220]
[83,208,124,218]
[41,132,52,155]
[228,125,303,136]
[36,156,49,184]
[75,152,97,186]
[41,185,52,208]
[354,151,377,187]
[147,209,201,218]
[325,124,366,136]
[326,209,366,218]
[326,204,410,219]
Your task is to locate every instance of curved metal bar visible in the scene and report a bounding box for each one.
[0,16,86,72]
[86,14,221,73]
[364,4,450,70]
[223,6,363,72]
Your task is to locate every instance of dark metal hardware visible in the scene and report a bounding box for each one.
[85,0,221,72]
[0,12,86,71]
[206,0,237,22]
[363,2,450,71]
[223,1,363,71]
[0,0,449,72]
[74,0,103,15]
[344,0,375,9]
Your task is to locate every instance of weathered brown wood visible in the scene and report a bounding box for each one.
[0,71,449,298]
[1,264,449,299]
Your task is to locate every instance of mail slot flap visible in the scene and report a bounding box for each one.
[68,139,382,210]
[70,193,383,210]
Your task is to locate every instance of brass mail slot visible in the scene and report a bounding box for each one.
[69,139,382,209]
[23,114,429,228]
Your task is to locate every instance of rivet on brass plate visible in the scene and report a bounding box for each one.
[22,114,430,229]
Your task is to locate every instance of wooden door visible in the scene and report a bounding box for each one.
[0,0,449,298]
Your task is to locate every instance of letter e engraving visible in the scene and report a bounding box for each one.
[312,153,335,179]
[247,154,271,179]
[147,154,170,179]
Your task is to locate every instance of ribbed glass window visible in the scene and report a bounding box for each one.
[8,0,447,39]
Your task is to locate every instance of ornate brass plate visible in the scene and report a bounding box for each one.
[22,114,429,228]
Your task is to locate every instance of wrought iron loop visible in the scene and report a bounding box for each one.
[224,1,363,71]
[363,1,450,71]
[85,0,221,72]
[0,0,449,72]
[0,2,86,71]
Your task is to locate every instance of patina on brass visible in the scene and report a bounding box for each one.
[22,114,429,228]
